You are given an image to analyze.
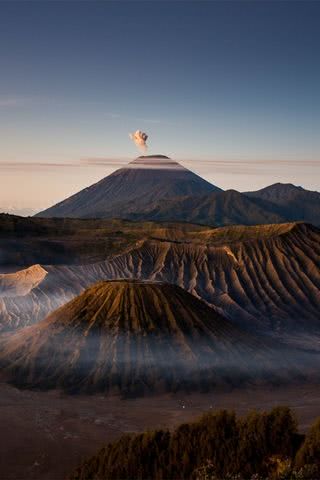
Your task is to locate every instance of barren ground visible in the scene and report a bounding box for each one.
[1,382,320,480]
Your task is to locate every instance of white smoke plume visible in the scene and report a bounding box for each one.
[129,130,148,152]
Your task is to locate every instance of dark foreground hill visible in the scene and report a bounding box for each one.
[0,280,304,395]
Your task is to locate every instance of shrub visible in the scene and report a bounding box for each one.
[295,417,320,469]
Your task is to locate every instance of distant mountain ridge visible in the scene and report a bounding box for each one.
[244,183,320,225]
[246,182,311,202]
[130,189,287,225]
[127,184,320,226]
[36,155,320,226]
[0,206,37,217]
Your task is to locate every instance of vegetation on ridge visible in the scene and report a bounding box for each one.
[70,407,320,480]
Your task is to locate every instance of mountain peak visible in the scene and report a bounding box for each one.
[263,182,305,192]
[36,155,220,218]
[129,154,186,170]
[137,154,170,159]
[246,182,306,195]
[0,279,281,395]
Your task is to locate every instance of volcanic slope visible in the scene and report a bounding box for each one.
[0,280,301,395]
[1,223,319,349]
[36,156,220,219]
[130,189,288,226]
[129,185,320,227]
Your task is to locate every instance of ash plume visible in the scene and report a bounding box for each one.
[129,130,148,152]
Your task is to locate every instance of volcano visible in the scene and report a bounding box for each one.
[36,155,220,219]
[0,280,298,395]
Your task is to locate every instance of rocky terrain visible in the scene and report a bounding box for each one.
[0,264,47,297]
[1,279,298,395]
[0,222,319,351]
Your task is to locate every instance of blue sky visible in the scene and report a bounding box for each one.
[0,1,319,210]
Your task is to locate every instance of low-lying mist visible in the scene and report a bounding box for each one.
[1,327,319,397]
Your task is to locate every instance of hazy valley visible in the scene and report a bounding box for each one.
[1,155,320,480]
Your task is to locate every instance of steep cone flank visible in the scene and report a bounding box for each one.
[36,155,220,219]
[35,157,320,225]
[0,280,296,395]
[1,222,319,345]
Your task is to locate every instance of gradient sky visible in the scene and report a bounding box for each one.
[0,0,320,211]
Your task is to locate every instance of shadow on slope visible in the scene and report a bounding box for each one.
[0,280,314,397]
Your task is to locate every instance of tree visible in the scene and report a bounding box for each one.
[295,417,320,469]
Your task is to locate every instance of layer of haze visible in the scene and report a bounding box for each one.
[0,1,320,212]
